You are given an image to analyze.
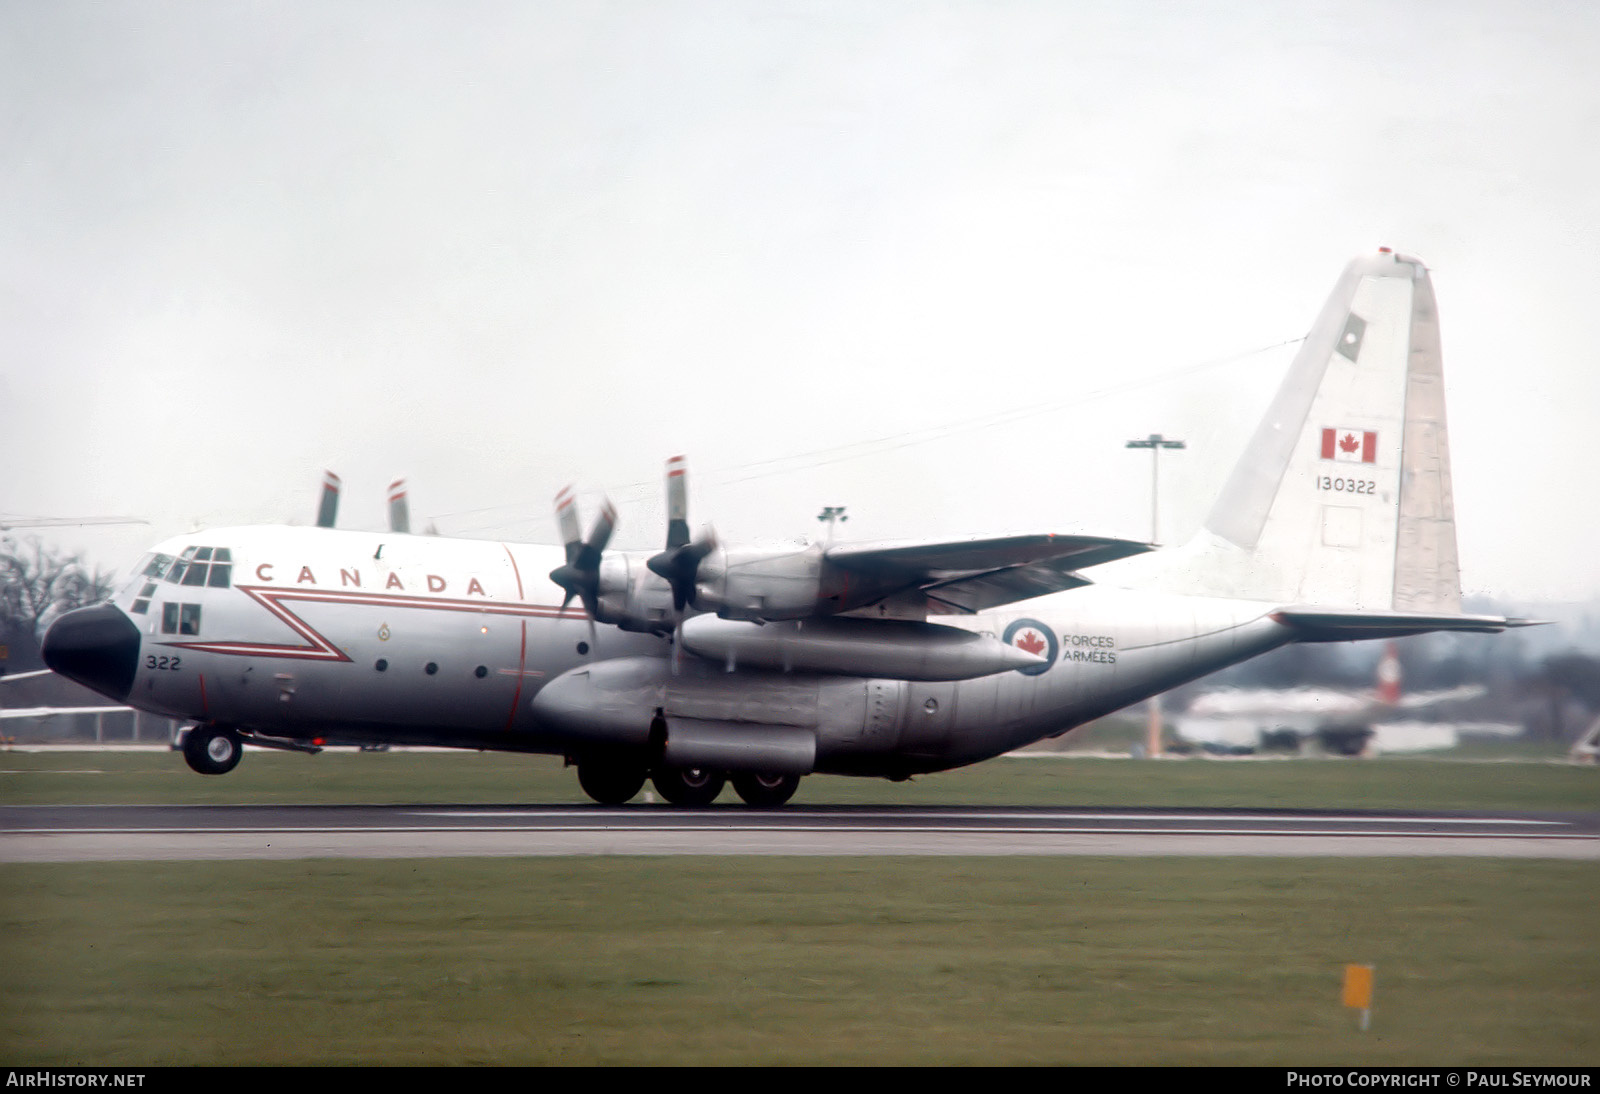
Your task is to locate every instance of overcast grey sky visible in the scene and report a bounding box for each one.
[3,1,1596,599]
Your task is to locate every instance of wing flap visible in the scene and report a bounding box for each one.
[923,562,1094,614]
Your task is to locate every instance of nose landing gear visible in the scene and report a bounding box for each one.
[182,724,243,775]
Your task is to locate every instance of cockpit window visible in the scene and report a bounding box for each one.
[164,547,232,589]
[142,554,174,580]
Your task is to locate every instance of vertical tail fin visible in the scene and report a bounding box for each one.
[1165,251,1461,611]
[1376,641,1402,705]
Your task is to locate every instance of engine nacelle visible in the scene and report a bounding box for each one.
[679,615,1045,680]
[692,543,828,621]
[593,554,679,634]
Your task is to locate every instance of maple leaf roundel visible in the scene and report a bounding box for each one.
[1002,618,1057,676]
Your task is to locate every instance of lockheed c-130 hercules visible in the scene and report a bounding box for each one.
[42,251,1533,806]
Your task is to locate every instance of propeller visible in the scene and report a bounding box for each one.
[316,471,341,528]
[387,479,411,534]
[646,456,716,611]
[548,488,616,639]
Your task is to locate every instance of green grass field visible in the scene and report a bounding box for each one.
[1,746,1595,812]
[3,748,1595,1065]
[2,857,1596,1065]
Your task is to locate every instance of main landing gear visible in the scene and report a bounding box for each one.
[182,724,243,775]
[574,758,802,808]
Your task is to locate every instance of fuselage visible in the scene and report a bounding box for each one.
[57,524,1297,777]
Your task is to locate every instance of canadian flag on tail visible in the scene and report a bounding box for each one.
[1321,428,1377,464]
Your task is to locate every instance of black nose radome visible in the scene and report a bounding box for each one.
[42,603,142,702]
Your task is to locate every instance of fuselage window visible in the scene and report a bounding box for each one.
[131,599,151,615]
[179,604,201,635]
[162,603,179,634]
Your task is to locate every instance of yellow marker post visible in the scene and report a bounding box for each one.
[1343,964,1375,1030]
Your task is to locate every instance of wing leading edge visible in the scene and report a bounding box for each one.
[825,533,1152,614]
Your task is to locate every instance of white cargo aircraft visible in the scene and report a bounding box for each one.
[1173,643,1486,755]
[42,251,1532,806]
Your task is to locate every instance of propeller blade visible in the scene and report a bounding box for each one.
[316,471,341,529]
[387,479,411,534]
[549,493,617,631]
[665,455,689,549]
[554,485,582,563]
[577,498,616,569]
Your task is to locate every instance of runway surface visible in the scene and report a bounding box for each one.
[4,803,1598,861]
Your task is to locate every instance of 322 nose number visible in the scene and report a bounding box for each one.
[145,655,182,671]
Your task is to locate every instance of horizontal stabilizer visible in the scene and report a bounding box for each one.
[1272,607,1545,643]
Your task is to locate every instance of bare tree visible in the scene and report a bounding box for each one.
[0,536,113,638]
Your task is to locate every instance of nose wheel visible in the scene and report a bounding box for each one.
[182,725,243,775]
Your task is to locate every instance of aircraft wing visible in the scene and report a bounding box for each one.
[826,534,1151,614]
[1397,685,1488,709]
[1,705,134,719]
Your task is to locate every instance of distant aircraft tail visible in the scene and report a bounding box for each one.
[1159,251,1463,613]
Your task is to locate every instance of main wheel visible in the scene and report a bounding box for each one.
[577,759,647,805]
[651,765,725,807]
[731,772,801,808]
[182,725,242,775]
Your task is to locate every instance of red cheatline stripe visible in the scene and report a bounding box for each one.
[160,585,584,662]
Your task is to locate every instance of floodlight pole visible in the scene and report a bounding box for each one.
[816,506,848,545]
[1124,433,1186,544]
[1125,433,1186,759]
